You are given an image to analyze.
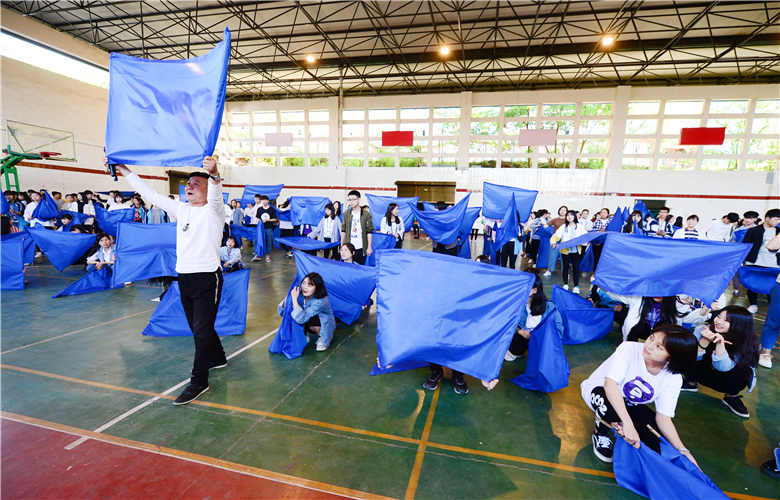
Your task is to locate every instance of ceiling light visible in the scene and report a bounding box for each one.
[439,46,450,56]
[305,55,316,64]
[600,35,615,47]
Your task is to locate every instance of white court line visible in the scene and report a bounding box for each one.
[64,328,279,450]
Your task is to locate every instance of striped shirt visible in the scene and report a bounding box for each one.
[673,227,701,240]
[593,218,610,232]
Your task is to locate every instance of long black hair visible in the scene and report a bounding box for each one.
[708,305,759,369]
[628,296,679,341]
[653,324,698,375]
[385,203,400,225]
[302,272,328,299]
[528,273,548,316]
[564,210,579,228]
[324,202,337,219]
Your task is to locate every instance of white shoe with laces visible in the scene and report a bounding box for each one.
[504,351,517,362]
[758,352,772,369]
[747,305,758,314]
[563,284,569,291]
[573,286,580,294]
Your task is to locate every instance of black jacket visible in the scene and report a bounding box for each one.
[743,225,780,264]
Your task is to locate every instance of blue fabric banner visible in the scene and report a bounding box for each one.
[613,435,729,500]
[290,196,330,226]
[268,280,308,359]
[605,207,627,233]
[409,195,471,245]
[294,250,376,325]
[2,231,35,264]
[105,28,230,167]
[229,223,264,257]
[143,268,249,337]
[32,191,59,220]
[1,236,25,290]
[633,200,650,219]
[557,230,609,250]
[481,182,538,221]
[1,193,10,215]
[276,236,339,252]
[241,184,284,205]
[510,311,570,392]
[594,233,750,304]
[60,210,90,228]
[370,359,429,376]
[458,207,482,259]
[422,201,437,211]
[111,223,176,287]
[277,209,291,223]
[533,225,555,269]
[94,204,135,237]
[365,194,418,232]
[579,244,595,272]
[732,228,748,243]
[493,194,520,250]
[738,266,780,295]
[365,232,397,267]
[375,249,534,381]
[53,267,122,298]
[28,227,96,272]
[551,285,614,344]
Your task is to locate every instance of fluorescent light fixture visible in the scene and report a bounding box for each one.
[439,46,451,56]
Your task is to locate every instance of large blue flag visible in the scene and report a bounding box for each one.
[365,194,418,232]
[482,182,538,221]
[105,28,230,166]
[738,266,780,294]
[551,285,614,344]
[732,228,749,243]
[579,244,596,272]
[229,223,264,257]
[241,184,284,205]
[633,200,650,219]
[60,210,90,228]
[1,193,10,216]
[143,269,250,337]
[605,207,627,233]
[276,236,339,252]
[533,225,555,269]
[293,250,376,324]
[594,233,750,304]
[94,204,135,237]
[53,267,122,298]
[613,435,729,500]
[422,201,437,211]
[2,231,35,264]
[375,249,534,381]
[112,223,176,287]
[458,207,482,259]
[1,236,25,290]
[32,191,59,220]
[290,196,330,226]
[510,311,570,392]
[28,227,96,272]
[409,195,470,245]
[493,194,520,250]
[365,232,397,267]
[269,280,308,359]
[557,230,609,250]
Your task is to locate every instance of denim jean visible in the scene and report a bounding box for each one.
[761,281,780,350]
[548,246,562,271]
[264,227,274,256]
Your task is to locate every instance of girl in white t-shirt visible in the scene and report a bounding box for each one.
[580,324,698,465]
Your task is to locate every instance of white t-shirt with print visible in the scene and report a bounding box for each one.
[350,211,363,250]
[580,341,682,417]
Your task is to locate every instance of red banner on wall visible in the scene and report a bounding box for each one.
[679,127,726,145]
[382,131,414,146]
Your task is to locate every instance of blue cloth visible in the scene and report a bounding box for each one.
[409,195,470,245]
[290,196,330,226]
[375,249,534,381]
[53,267,121,298]
[370,359,429,376]
[143,268,249,337]
[493,194,520,250]
[517,301,563,338]
[1,236,25,290]
[738,266,780,294]
[613,435,729,500]
[294,251,376,324]
[365,232,397,267]
[105,28,230,167]
[277,209,291,223]
[1,194,10,216]
[2,231,35,264]
[534,225,555,269]
[241,185,284,205]
[458,207,482,259]
[111,223,176,287]
[481,182,538,221]
[229,223,264,257]
[276,236,339,252]
[594,233,750,305]
[579,244,595,272]
[32,191,59,220]
[551,285,614,344]
[732,228,749,243]
[761,282,780,350]
[94,205,135,237]
[422,201,437,211]
[605,207,627,232]
[510,311,570,392]
[28,227,96,272]
[558,231,610,249]
[633,200,650,219]
[365,194,418,232]
[59,210,90,228]
[269,280,308,359]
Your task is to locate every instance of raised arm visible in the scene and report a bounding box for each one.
[203,156,225,219]
[112,162,179,218]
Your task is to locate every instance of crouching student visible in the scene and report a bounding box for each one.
[580,324,698,465]
[277,272,336,352]
[505,273,564,361]
[682,306,759,418]
[220,236,243,273]
[86,233,115,271]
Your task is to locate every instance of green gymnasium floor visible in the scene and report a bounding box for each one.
[2,237,778,500]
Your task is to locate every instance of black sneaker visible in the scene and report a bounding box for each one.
[722,395,749,418]
[422,371,442,390]
[208,359,228,371]
[592,423,614,463]
[173,384,209,406]
[453,376,469,395]
[681,380,698,392]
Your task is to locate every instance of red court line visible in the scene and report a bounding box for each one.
[1,417,352,500]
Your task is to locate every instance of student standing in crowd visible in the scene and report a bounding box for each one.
[252,195,278,263]
[380,203,405,249]
[550,210,587,293]
[743,209,780,314]
[672,215,702,239]
[759,232,780,369]
[706,212,740,241]
[579,208,593,231]
[648,206,674,238]
[341,190,373,265]
[542,205,568,277]
[131,196,148,223]
[309,203,341,259]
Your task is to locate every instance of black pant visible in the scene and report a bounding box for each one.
[429,363,464,381]
[527,239,540,263]
[322,237,337,259]
[589,386,660,452]
[509,334,529,356]
[690,358,752,395]
[499,241,517,269]
[592,243,604,267]
[394,238,403,249]
[413,225,420,238]
[178,269,225,387]
[433,244,458,256]
[561,252,581,286]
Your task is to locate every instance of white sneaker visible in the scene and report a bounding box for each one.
[543,271,551,277]
[151,296,161,302]
[758,352,772,369]
[481,379,499,391]
[563,284,569,291]
[504,351,517,362]
[315,343,328,352]
[573,286,580,294]
[747,305,758,314]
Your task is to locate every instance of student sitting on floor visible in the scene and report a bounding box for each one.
[86,233,115,271]
[505,273,564,361]
[604,292,682,342]
[277,272,336,352]
[581,324,698,465]
[682,306,759,419]
[220,236,243,273]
